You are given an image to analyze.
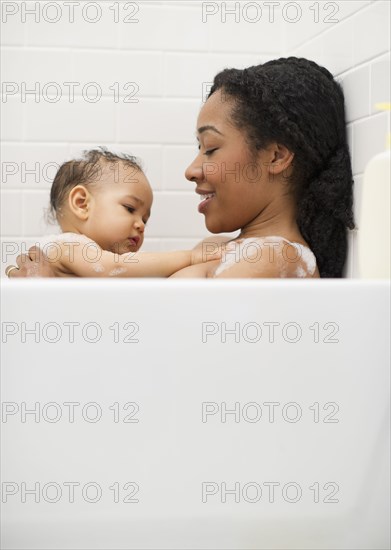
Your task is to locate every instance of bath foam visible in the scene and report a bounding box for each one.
[214,236,316,277]
[55,232,94,244]
[35,232,95,250]
[108,267,127,276]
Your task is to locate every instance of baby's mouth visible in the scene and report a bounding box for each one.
[128,236,140,247]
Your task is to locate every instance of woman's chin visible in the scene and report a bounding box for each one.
[205,217,238,235]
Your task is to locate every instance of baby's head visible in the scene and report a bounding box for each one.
[49,148,153,254]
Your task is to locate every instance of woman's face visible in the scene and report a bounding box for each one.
[185,89,279,234]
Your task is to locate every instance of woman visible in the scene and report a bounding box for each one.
[6,57,355,279]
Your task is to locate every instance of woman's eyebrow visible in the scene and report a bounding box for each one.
[196,125,224,136]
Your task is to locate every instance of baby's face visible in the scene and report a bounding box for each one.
[85,161,153,254]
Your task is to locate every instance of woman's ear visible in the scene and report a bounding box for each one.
[263,143,294,180]
[67,185,91,221]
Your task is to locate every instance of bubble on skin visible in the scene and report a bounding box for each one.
[214,238,268,276]
[36,232,95,250]
[108,267,127,276]
[56,232,93,244]
[289,242,316,276]
[295,265,307,277]
[93,264,105,273]
[214,236,317,277]
[26,263,40,277]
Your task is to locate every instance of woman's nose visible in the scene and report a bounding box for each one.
[185,158,204,183]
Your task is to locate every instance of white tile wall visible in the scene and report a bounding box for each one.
[1,192,23,236]
[23,97,117,142]
[208,3,283,53]
[118,98,200,144]
[120,5,209,52]
[353,112,389,174]
[162,145,196,191]
[353,1,390,64]
[1,143,70,189]
[289,0,390,277]
[1,0,390,278]
[339,65,371,123]
[322,17,355,75]
[371,53,391,112]
[24,2,120,49]
[22,190,51,236]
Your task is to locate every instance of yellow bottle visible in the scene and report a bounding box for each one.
[357,103,391,278]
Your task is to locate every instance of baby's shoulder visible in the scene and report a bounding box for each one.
[35,232,99,261]
[36,232,94,248]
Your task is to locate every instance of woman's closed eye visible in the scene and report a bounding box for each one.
[197,145,218,156]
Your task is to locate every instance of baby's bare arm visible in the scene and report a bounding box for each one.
[42,236,220,278]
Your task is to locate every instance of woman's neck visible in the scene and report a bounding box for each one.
[237,198,303,243]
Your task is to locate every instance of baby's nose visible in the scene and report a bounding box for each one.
[135,219,145,232]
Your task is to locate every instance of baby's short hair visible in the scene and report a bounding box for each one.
[49,147,142,222]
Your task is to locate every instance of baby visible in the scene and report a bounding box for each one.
[38,147,219,277]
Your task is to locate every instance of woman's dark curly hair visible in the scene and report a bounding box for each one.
[208,57,355,278]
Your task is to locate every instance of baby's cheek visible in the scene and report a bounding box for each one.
[137,236,144,251]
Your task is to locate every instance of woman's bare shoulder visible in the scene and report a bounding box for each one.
[212,236,319,279]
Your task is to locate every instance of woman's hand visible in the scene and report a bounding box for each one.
[190,238,226,265]
[6,246,58,278]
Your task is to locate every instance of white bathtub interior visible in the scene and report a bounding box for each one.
[1,278,389,549]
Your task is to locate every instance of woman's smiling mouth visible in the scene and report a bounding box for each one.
[196,190,216,213]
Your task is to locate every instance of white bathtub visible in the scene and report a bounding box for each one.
[1,278,390,549]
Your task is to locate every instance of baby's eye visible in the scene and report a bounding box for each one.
[124,205,135,213]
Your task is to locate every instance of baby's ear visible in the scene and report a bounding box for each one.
[68,185,90,220]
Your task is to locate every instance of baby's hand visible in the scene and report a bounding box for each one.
[190,240,224,265]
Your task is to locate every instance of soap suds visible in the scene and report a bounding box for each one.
[295,265,307,277]
[214,236,317,277]
[289,243,316,276]
[36,232,95,250]
[214,237,271,276]
[93,264,105,273]
[108,267,127,276]
[56,232,93,244]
